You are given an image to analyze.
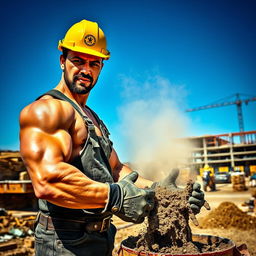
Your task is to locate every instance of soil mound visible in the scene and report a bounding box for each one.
[199,201,256,230]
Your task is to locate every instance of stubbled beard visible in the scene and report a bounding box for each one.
[64,71,95,94]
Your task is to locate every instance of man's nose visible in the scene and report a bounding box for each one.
[80,62,91,74]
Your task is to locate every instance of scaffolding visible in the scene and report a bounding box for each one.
[187,131,256,175]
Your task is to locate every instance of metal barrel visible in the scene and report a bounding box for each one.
[118,234,241,256]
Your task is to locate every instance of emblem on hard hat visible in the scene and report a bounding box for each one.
[84,34,96,46]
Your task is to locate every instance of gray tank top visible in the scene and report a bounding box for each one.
[37,90,114,218]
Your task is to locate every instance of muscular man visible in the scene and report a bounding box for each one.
[19,19,205,256]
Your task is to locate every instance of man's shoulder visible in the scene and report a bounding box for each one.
[20,96,75,131]
[22,95,73,116]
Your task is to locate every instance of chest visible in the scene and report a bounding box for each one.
[70,108,103,153]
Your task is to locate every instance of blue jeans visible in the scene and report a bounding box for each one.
[34,221,116,256]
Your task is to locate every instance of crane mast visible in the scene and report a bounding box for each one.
[186,93,256,132]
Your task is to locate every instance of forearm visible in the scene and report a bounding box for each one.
[29,161,109,209]
[114,163,153,188]
[136,174,154,188]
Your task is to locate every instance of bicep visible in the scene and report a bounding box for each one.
[19,104,73,183]
[20,125,74,200]
[21,127,72,163]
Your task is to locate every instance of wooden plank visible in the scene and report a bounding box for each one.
[0,242,17,251]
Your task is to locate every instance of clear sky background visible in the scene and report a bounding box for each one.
[0,0,255,162]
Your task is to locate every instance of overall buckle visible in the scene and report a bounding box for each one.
[100,215,112,232]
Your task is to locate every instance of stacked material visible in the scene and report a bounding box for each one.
[0,151,37,211]
[231,172,247,191]
[0,151,26,180]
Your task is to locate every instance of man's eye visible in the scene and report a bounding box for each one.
[72,59,83,65]
[91,62,100,67]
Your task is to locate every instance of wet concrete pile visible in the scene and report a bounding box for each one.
[124,182,229,254]
[199,201,256,230]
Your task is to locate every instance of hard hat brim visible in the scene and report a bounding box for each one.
[58,41,110,60]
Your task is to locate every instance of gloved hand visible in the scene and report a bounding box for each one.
[188,183,206,214]
[151,168,180,189]
[107,171,155,223]
[152,168,206,215]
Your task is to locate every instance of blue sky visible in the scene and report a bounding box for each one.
[0,0,255,161]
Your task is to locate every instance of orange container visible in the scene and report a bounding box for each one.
[118,234,244,256]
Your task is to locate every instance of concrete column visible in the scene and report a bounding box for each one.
[229,133,235,168]
[203,137,208,165]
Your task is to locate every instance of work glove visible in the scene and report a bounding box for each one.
[152,168,206,214]
[107,171,155,224]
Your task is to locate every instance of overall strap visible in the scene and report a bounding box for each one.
[84,105,111,137]
[41,90,85,118]
[43,90,113,172]
[39,90,96,135]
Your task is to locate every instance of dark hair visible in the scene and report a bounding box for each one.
[61,48,104,63]
[62,48,69,59]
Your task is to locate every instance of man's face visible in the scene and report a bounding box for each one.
[61,50,103,94]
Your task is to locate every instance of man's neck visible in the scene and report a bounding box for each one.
[55,79,89,107]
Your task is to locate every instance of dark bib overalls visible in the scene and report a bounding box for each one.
[34,90,116,256]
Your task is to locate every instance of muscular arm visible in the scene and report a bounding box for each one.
[19,99,108,209]
[109,148,153,188]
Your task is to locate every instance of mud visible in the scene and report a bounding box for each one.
[124,182,230,254]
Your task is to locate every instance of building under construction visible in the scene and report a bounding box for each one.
[187,130,256,175]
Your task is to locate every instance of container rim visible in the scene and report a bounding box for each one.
[119,234,235,256]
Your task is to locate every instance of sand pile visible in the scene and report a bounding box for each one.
[199,201,256,230]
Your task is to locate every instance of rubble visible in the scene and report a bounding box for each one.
[0,212,35,256]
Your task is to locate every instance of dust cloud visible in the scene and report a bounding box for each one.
[117,74,195,183]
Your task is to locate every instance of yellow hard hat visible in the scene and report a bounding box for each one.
[58,19,110,60]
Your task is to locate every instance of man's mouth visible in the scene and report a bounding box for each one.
[78,78,90,83]
[75,75,93,84]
